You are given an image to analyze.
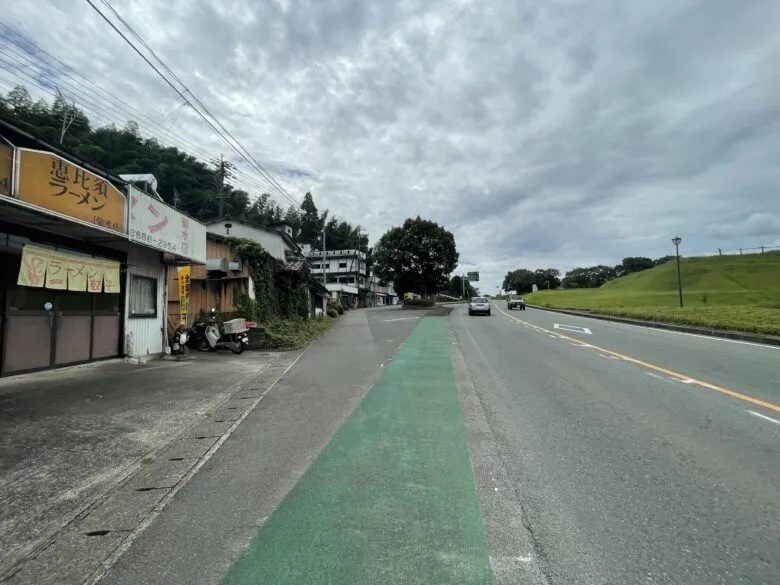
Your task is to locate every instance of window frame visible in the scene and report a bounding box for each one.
[128,274,158,319]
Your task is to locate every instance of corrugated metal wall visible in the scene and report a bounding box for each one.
[124,244,166,358]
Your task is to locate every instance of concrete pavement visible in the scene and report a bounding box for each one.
[451,302,779,583]
[0,349,292,584]
[98,306,431,585]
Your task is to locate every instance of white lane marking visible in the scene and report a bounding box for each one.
[748,410,780,425]
[534,307,778,350]
[383,316,421,322]
[554,323,593,335]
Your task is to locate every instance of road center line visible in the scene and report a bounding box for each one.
[383,316,421,322]
[748,410,780,425]
[493,303,780,414]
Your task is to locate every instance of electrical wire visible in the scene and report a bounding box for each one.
[0,29,291,207]
[84,0,301,209]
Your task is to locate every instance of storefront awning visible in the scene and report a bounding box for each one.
[0,197,129,251]
[17,243,121,293]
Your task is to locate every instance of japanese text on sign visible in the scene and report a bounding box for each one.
[16,149,126,233]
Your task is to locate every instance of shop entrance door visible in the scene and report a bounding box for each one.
[1,286,119,375]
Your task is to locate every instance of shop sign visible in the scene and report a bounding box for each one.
[15,148,127,233]
[0,143,11,196]
[177,265,191,323]
[129,187,207,263]
[17,244,121,293]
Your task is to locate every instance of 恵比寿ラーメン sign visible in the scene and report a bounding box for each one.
[129,188,206,263]
[17,244,121,293]
[15,148,127,233]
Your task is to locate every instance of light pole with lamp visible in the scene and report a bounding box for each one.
[672,236,683,308]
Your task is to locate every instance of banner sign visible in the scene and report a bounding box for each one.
[129,187,207,263]
[17,244,121,293]
[16,148,127,233]
[177,265,191,323]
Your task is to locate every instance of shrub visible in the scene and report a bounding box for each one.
[403,297,435,307]
[327,307,338,318]
[328,301,344,315]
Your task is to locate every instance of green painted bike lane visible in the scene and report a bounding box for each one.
[220,316,494,585]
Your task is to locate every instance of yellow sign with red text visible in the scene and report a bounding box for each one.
[16,148,126,233]
[177,265,191,323]
[17,244,121,293]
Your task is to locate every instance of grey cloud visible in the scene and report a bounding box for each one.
[2,0,779,293]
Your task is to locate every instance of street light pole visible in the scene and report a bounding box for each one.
[672,236,683,308]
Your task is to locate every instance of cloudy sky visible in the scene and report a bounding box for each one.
[2,0,780,293]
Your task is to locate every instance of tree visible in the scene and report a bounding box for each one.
[533,268,561,290]
[503,269,535,294]
[617,256,654,277]
[447,275,477,298]
[653,255,676,266]
[561,265,617,289]
[298,192,323,245]
[372,216,459,297]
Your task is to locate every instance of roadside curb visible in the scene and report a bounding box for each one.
[526,305,780,347]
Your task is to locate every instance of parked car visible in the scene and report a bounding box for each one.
[507,295,526,310]
[468,297,491,316]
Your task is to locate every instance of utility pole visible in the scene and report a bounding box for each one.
[213,154,235,217]
[55,87,76,144]
[322,226,328,301]
[672,236,683,308]
[173,187,180,208]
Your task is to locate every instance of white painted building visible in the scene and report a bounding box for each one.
[204,219,300,263]
[124,181,207,361]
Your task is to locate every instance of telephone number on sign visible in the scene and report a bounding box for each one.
[130,230,178,252]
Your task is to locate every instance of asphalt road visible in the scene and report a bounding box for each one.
[451,302,779,584]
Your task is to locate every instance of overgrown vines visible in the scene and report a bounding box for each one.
[228,237,309,323]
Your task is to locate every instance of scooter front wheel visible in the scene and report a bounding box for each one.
[196,338,211,352]
[231,341,245,354]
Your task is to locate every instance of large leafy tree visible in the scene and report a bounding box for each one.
[503,269,535,294]
[372,216,459,297]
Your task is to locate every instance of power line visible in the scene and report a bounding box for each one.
[0,34,293,209]
[84,0,301,209]
[96,0,298,208]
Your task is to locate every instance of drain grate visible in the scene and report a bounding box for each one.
[168,457,185,461]
[85,530,110,536]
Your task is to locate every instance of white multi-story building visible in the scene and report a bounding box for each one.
[302,244,368,306]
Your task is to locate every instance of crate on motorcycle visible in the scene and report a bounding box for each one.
[223,318,247,334]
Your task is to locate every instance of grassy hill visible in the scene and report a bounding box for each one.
[525,251,780,335]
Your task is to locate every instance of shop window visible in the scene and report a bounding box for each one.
[6,286,52,312]
[338,262,347,268]
[94,293,120,312]
[129,275,157,318]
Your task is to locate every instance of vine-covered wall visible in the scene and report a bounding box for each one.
[228,237,311,323]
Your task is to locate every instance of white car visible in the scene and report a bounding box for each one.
[468,297,491,316]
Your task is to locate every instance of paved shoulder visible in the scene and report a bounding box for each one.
[220,316,492,584]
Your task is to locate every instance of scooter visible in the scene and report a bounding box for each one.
[189,308,249,354]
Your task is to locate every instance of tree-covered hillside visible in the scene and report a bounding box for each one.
[0,84,366,251]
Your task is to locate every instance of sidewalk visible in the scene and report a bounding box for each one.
[0,349,296,583]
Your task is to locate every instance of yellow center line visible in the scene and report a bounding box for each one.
[493,304,780,414]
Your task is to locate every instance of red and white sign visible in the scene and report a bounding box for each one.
[128,187,206,263]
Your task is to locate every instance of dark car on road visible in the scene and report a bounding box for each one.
[507,295,526,310]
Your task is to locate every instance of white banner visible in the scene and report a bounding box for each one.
[128,186,207,263]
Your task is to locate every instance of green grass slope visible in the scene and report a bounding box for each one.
[525,251,780,335]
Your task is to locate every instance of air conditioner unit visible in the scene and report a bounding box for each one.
[228,261,242,272]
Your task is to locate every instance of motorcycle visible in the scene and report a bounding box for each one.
[188,308,249,354]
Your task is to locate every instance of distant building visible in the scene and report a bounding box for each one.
[301,244,369,308]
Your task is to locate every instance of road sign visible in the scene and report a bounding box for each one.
[467,271,479,282]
